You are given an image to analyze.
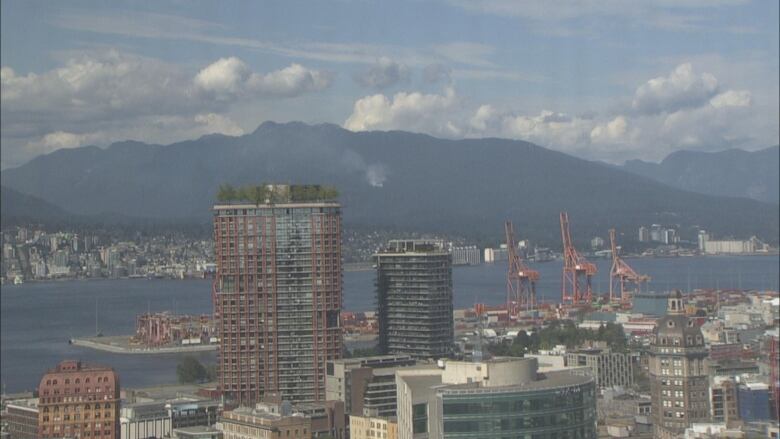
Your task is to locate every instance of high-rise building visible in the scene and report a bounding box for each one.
[648,291,710,438]
[395,357,597,439]
[37,360,120,439]
[213,184,342,405]
[374,240,453,359]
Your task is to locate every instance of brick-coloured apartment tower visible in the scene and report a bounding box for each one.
[37,360,120,439]
[213,185,342,406]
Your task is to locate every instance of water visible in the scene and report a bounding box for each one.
[2,256,777,393]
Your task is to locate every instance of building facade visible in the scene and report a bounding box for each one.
[375,240,453,359]
[325,355,416,418]
[217,404,311,439]
[648,292,710,438]
[3,398,39,439]
[37,360,120,439]
[396,358,597,439]
[213,185,342,405]
[349,415,397,439]
[120,401,172,439]
[565,347,633,390]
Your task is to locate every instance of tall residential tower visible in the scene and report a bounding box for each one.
[213,184,343,405]
[375,240,453,359]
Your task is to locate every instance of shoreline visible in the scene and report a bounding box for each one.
[70,337,217,355]
[4,253,777,286]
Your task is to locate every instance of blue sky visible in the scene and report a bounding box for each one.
[1,0,778,168]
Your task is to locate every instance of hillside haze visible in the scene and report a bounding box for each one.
[622,146,779,204]
[2,122,778,245]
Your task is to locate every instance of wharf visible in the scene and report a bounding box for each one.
[70,335,217,354]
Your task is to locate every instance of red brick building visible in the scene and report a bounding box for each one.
[38,360,120,439]
[213,185,343,406]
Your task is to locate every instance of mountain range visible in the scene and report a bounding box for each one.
[621,146,779,204]
[2,122,778,245]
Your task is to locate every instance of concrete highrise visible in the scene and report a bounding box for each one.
[374,240,453,359]
[648,291,710,438]
[213,184,343,405]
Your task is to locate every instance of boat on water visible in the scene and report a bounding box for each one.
[13,275,24,285]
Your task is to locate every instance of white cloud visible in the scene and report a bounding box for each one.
[709,90,751,108]
[194,113,245,136]
[632,63,719,114]
[354,57,410,89]
[0,50,332,168]
[195,58,333,99]
[194,57,250,99]
[344,87,462,137]
[342,60,770,162]
[590,116,628,144]
[248,63,333,97]
[24,131,106,156]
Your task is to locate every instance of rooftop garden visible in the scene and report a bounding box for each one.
[216,183,339,204]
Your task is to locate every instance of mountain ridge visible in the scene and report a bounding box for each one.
[622,145,779,204]
[2,122,777,245]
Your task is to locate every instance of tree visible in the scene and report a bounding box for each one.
[217,184,237,202]
[177,356,208,383]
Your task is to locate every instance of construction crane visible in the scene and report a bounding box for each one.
[560,212,597,306]
[505,221,539,318]
[609,228,650,306]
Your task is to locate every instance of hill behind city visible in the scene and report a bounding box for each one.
[621,146,779,205]
[2,122,778,246]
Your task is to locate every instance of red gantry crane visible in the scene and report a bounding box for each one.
[560,212,597,306]
[609,228,650,306]
[505,221,539,318]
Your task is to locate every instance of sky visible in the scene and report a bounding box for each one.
[1,0,778,169]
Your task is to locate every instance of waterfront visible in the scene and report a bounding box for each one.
[1,255,777,393]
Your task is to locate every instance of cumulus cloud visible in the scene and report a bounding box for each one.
[247,63,333,97]
[343,61,765,162]
[195,58,333,99]
[344,87,462,137]
[709,89,751,108]
[1,50,330,167]
[590,116,628,145]
[353,57,410,89]
[632,63,719,114]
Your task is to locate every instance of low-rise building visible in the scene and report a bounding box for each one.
[120,401,172,439]
[395,357,596,439]
[218,403,310,439]
[350,415,397,439]
[173,425,223,439]
[565,347,633,390]
[2,398,38,439]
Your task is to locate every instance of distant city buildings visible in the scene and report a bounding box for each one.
[697,231,768,255]
[449,245,480,266]
[375,240,454,359]
[213,185,343,405]
[638,224,679,245]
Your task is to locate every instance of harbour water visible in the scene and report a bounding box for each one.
[1,255,777,393]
